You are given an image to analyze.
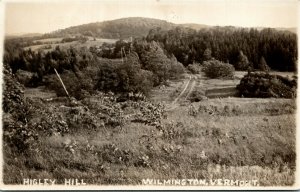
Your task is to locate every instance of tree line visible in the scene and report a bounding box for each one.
[3,25,297,99]
[146,26,297,71]
[3,39,185,98]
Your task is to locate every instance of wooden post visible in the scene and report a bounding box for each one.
[121,47,123,64]
[122,47,126,57]
[54,68,70,99]
[122,47,127,62]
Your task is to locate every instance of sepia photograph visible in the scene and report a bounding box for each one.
[0,0,298,189]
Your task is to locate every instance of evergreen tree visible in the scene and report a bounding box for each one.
[203,48,212,61]
[258,56,270,72]
[145,26,297,71]
[235,51,249,70]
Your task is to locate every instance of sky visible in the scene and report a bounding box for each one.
[2,0,299,35]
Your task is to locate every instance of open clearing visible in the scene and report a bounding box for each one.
[155,71,296,102]
[24,38,118,52]
[33,38,63,44]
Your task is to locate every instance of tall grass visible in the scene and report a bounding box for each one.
[3,94,296,186]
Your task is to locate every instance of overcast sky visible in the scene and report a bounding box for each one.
[3,0,299,35]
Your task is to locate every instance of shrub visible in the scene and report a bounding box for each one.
[95,53,154,96]
[136,41,184,85]
[202,59,235,79]
[237,72,297,98]
[45,70,94,100]
[4,121,40,152]
[61,36,88,43]
[187,63,201,74]
[188,90,207,102]
[15,70,36,86]
[3,67,25,115]
[169,60,185,79]
[3,66,40,153]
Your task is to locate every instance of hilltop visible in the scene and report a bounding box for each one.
[6,17,296,40]
[49,17,176,39]
[45,17,298,38]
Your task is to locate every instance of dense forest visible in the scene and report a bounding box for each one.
[3,38,185,98]
[5,17,297,72]
[3,19,298,99]
[146,27,297,71]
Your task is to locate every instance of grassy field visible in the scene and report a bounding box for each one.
[33,38,63,44]
[24,86,56,99]
[24,37,117,52]
[3,72,296,187]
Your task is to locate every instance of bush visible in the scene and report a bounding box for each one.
[187,63,201,74]
[136,41,184,85]
[61,36,88,43]
[202,59,235,79]
[45,70,94,100]
[188,90,207,102]
[15,70,36,86]
[3,68,25,115]
[237,72,297,98]
[95,53,154,96]
[169,60,185,79]
[3,66,40,153]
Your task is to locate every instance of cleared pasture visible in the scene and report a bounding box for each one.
[6,88,295,186]
[24,38,118,52]
[4,67,297,186]
[33,37,63,43]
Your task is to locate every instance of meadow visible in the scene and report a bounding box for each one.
[24,37,117,52]
[3,71,296,187]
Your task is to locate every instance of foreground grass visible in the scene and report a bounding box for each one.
[3,92,296,187]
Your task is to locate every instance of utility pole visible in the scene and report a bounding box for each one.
[54,68,71,100]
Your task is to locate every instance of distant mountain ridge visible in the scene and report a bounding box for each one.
[50,17,296,38]
[8,17,297,39]
[50,17,177,39]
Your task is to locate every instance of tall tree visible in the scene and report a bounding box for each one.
[203,48,212,61]
[258,56,270,72]
[235,51,249,70]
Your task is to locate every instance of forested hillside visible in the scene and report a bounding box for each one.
[146,27,297,71]
[49,17,176,39]
[6,17,297,73]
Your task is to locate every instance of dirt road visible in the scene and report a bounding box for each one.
[185,76,197,99]
[166,75,197,111]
